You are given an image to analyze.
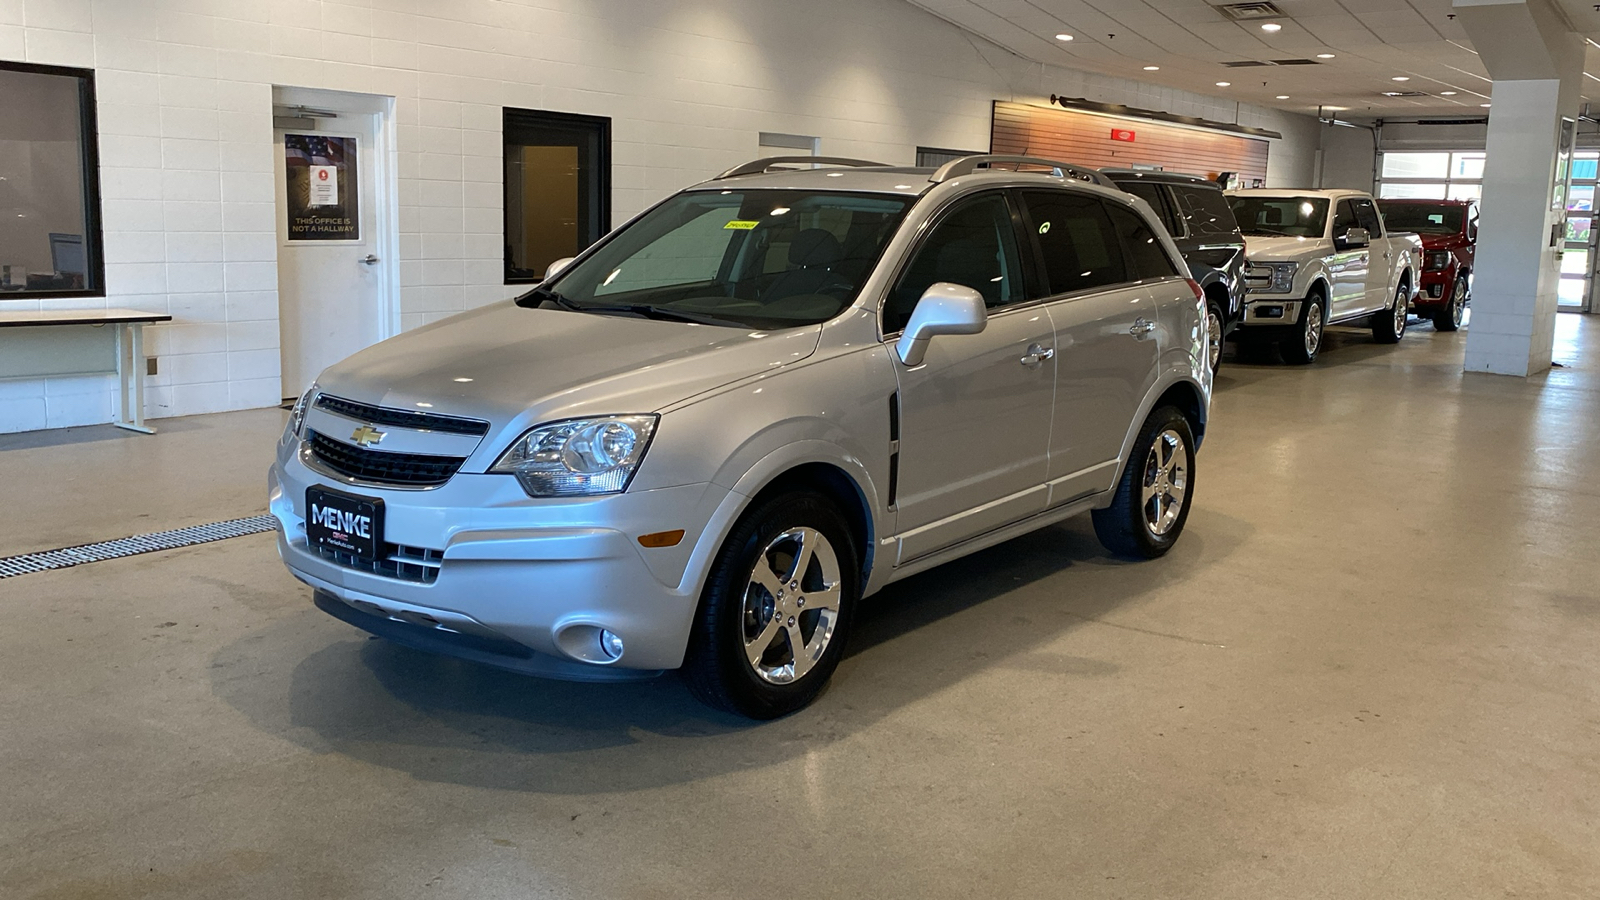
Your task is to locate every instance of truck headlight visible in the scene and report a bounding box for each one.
[1426,250,1452,271]
[1245,261,1297,294]
[287,385,317,439]
[491,415,659,497]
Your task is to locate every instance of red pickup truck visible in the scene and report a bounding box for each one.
[1376,199,1478,331]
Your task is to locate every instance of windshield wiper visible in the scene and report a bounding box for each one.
[515,284,581,310]
[579,303,746,328]
[1244,227,1293,237]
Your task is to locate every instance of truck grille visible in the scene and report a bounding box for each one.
[314,394,490,436]
[307,430,466,487]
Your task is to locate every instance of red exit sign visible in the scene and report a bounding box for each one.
[1110,128,1137,142]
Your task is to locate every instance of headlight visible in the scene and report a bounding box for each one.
[490,415,659,497]
[287,385,316,438]
[1245,261,1297,294]
[1426,250,1452,271]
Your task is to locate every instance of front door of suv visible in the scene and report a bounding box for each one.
[1019,190,1163,504]
[885,192,1055,563]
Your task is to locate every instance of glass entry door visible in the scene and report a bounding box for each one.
[1560,152,1597,311]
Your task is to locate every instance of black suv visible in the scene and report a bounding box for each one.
[1103,170,1246,373]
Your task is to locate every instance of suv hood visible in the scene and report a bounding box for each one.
[1241,235,1324,260]
[313,301,821,426]
[1417,233,1469,251]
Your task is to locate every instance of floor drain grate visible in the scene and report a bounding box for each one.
[0,515,278,579]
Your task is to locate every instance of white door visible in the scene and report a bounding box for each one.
[275,112,388,398]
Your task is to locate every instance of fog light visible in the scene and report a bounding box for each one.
[600,629,624,660]
[1258,305,1284,319]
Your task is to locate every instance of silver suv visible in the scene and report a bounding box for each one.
[270,155,1212,718]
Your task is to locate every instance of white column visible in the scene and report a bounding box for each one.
[1453,0,1585,376]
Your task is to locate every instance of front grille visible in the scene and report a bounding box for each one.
[315,542,443,584]
[315,394,490,436]
[308,430,466,487]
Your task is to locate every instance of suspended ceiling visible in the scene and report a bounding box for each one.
[904,0,1600,118]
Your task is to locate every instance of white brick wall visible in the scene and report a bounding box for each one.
[0,0,1321,434]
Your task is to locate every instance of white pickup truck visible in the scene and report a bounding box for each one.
[1225,189,1422,364]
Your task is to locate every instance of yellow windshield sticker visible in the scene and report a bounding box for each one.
[724,220,760,230]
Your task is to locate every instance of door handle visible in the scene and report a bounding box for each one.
[360,254,379,265]
[1019,343,1055,367]
[1129,317,1156,338]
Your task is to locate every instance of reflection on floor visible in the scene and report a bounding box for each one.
[2,316,1598,898]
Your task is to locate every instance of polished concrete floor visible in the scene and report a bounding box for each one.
[3,315,1598,899]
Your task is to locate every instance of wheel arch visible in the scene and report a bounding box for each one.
[743,461,875,589]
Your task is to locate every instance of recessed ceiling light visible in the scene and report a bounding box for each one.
[1317,53,1336,59]
[1055,33,1074,41]
[1216,81,1231,87]
[1392,76,1410,81]
[1144,65,1160,71]
[1481,103,1492,107]
[1261,23,1282,32]
[1441,90,1458,96]
[1276,95,1290,100]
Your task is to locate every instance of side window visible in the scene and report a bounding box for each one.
[1353,198,1383,236]
[1171,185,1239,238]
[1107,204,1181,281]
[1021,190,1128,296]
[884,193,1025,333]
[1121,183,1182,236]
[1333,200,1360,236]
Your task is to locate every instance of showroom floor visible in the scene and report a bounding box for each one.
[2,316,1597,899]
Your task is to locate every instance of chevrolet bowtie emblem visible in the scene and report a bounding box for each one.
[350,425,386,448]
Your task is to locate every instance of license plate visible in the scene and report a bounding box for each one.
[306,486,385,562]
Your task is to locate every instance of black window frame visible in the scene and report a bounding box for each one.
[502,107,611,286]
[1015,188,1131,300]
[0,60,105,300]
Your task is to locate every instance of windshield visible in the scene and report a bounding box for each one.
[1377,202,1466,235]
[536,189,914,329]
[1229,196,1330,238]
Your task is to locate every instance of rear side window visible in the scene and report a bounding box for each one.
[1106,204,1182,281]
[1021,190,1127,296]
[1170,185,1240,239]
[1120,182,1183,236]
[885,192,1026,332]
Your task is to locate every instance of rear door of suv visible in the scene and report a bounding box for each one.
[1017,188,1163,505]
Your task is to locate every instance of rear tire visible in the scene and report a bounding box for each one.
[1372,279,1409,344]
[1204,299,1225,375]
[1281,293,1325,365]
[1433,274,1467,332]
[1092,406,1197,559]
[681,491,859,719]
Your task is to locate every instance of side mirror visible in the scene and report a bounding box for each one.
[544,257,576,281]
[1335,227,1370,250]
[895,283,988,367]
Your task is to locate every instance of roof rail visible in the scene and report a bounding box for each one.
[715,156,889,180]
[930,155,1117,188]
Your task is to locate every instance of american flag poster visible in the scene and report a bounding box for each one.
[284,134,359,241]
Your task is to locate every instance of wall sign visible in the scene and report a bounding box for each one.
[284,134,359,241]
[1111,128,1137,143]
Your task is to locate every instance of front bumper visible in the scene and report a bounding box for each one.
[1414,269,1455,309]
[1236,295,1304,327]
[270,444,729,678]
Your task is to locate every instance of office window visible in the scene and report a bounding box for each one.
[503,108,610,284]
[0,61,103,298]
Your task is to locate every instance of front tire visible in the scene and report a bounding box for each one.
[1372,279,1409,344]
[1281,293,1325,365]
[1092,407,1197,559]
[681,491,858,719]
[1433,273,1467,331]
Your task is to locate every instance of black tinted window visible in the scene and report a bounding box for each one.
[1171,185,1240,238]
[1120,182,1182,235]
[1333,200,1359,235]
[1353,198,1383,236]
[1107,204,1181,281]
[1021,191,1127,296]
[885,193,1025,332]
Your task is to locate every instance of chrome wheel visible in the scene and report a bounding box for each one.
[1206,306,1223,371]
[1452,277,1467,328]
[1304,301,1324,356]
[1394,284,1409,335]
[741,527,842,685]
[1140,428,1189,537]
